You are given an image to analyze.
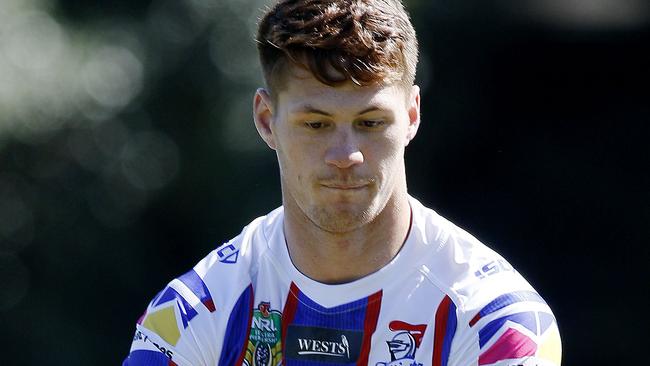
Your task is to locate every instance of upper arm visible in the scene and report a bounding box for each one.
[449,290,562,366]
[123,267,254,366]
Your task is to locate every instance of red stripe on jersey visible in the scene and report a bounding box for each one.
[203,298,216,313]
[235,284,254,366]
[281,282,300,365]
[389,320,427,348]
[469,313,481,327]
[432,295,452,366]
[357,290,383,366]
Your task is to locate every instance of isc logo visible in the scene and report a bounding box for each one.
[474,259,514,279]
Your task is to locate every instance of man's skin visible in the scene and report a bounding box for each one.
[253,65,421,284]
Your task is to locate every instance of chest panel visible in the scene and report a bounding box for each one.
[246,267,452,366]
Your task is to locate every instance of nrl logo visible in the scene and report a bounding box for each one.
[252,302,278,334]
[244,301,282,366]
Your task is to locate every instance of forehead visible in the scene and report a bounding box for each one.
[276,66,406,115]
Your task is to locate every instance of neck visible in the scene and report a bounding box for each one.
[283,189,412,284]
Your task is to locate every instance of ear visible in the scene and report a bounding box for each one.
[253,88,277,150]
[405,85,421,146]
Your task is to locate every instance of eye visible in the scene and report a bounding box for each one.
[305,121,325,129]
[358,120,384,128]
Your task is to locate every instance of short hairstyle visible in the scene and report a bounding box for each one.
[256,0,419,94]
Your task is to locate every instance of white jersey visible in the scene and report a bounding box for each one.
[124,196,561,366]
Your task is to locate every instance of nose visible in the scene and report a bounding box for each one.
[324,133,364,169]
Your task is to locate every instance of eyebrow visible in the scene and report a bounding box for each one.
[292,105,385,116]
[293,105,333,117]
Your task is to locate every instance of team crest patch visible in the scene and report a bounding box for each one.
[376,321,427,366]
[244,301,282,366]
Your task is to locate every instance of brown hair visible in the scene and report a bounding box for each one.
[256,0,418,93]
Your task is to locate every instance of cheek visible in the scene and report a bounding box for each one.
[276,140,313,184]
[366,136,405,181]
[369,133,404,162]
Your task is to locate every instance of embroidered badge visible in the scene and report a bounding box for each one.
[244,302,282,366]
[376,321,427,366]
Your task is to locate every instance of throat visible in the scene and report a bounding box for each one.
[283,200,412,284]
[297,240,390,284]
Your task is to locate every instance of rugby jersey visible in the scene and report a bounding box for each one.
[123,196,562,366]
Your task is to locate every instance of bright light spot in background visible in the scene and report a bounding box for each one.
[3,11,64,70]
[0,1,145,139]
[506,0,650,28]
[82,46,143,109]
[0,9,73,138]
[0,0,273,140]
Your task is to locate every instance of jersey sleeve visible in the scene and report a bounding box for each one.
[448,276,562,366]
[421,212,563,366]
[123,240,255,366]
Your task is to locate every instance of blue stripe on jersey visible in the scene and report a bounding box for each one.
[441,299,457,366]
[478,311,537,348]
[218,284,253,366]
[292,288,369,330]
[539,311,556,334]
[178,269,215,312]
[285,288,374,366]
[470,291,546,326]
[150,289,164,307]
[154,287,198,329]
[123,350,174,366]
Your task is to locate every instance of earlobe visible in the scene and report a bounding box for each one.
[405,85,421,146]
[253,88,276,150]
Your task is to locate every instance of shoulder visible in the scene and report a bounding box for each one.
[164,205,282,314]
[410,197,562,365]
[197,206,283,295]
[409,196,529,306]
[124,207,284,366]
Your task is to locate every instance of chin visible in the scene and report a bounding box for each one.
[307,203,376,233]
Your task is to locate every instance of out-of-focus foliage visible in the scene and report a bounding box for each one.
[0,0,648,365]
[0,0,274,246]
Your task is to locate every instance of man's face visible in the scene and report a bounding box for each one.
[254,68,420,233]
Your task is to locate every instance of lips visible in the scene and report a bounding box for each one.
[323,185,365,190]
[320,182,369,190]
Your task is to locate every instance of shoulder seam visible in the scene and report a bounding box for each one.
[417,234,467,312]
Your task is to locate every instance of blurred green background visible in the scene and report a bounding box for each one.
[0,0,648,364]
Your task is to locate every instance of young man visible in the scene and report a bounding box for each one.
[123,1,562,365]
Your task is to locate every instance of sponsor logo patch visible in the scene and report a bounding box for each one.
[244,301,282,366]
[474,259,514,279]
[132,329,174,361]
[285,325,363,363]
